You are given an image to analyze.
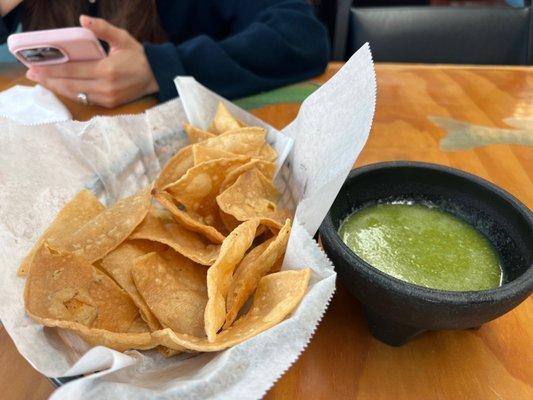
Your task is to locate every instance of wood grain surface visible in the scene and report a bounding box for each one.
[0,62,531,400]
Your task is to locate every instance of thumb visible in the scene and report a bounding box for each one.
[80,15,127,48]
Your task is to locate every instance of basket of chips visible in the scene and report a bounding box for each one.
[0,45,375,399]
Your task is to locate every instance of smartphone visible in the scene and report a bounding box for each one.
[7,27,106,67]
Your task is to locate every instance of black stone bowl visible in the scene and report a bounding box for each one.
[319,161,533,346]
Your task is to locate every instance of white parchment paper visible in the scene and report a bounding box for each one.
[0,44,375,399]
[0,84,72,124]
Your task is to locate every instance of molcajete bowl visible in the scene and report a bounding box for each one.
[319,161,533,346]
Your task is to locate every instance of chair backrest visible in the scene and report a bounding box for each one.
[340,6,531,65]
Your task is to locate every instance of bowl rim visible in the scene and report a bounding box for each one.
[320,161,533,304]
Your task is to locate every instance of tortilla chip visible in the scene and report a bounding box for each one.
[128,315,151,333]
[132,251,208,337]
[101,241,168,331]
[131,211,220,265]
[158,346,182,357]
[257,142,278,163]
[200,130,267,159]
[219,159,276,192]
[192,144,249,165]
[219,127,265,136]
[219,210,270,239]
[207,102,241,134]
[154,190,225,243]
[235,118,247,128]
[185,123,216,143]
[164,158,247,230]
[156,145,194,188]
[225,219,291,327]
[217,169,287,228]
[124,303,181,356]
[218,127,276,162]
[29,315,156,351]
[154,269,310,351]
[204,219,260,341]
[17,190,105,277]
[219,209,240,233]
[51,186,152,264]
[269,254,284,273]
[25,245,139,333]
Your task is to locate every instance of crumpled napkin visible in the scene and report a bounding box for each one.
[0,84,71,124]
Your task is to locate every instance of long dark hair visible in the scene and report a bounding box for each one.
[22,0,167,43]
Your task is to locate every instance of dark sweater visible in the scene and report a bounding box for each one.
[0,0,329,102]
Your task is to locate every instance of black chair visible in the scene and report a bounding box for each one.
[332,1,532,65]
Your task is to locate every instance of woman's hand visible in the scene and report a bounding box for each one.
[0,0,22,16]
[26,15,159,108]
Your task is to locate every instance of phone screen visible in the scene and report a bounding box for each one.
[17,47,65,63]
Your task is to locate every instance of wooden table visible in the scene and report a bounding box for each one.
[0,62,531,400]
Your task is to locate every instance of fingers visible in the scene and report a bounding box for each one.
[28,60,100,80]
[36,77,115,108]
[37,76,95,99]
[80,15,128,48]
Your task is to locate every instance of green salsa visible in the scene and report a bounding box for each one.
[338,203,502,291]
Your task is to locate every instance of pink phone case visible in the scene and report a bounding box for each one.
[7,27,106,67]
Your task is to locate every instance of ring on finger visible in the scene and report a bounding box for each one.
[76,92,91,106]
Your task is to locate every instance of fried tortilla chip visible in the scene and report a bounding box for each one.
[158,346,182,357]
[217,169,287,228]
[257,142,278,163]
[154,269,310,351]
[29,316,156,351]
[126,316,179,355]
[204,219,260,341]
[220,210,270,238]
[185,123,216,143]
[219,209,240,233]
[25,245,139,333]
[219,127,265,137]
[192,144,249,165]
[235,118,247,128]
[131,212,220,265]
[154,191,225,243]
[133,251,208,337]
[219,159,276,192]
[200,130,267,159]
[17,190,105,277]
[101,241,167,331]
[128,315,151,333]
[207,102,241,134]
[156,145,194,188]
[52,186,152,263]
[269,254,284,273]
[219,127,276,162]
[225,219,291,327]
[164,158,246,230]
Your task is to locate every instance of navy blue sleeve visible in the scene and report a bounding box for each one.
[0,5,22,42]
[144,0,329,102]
